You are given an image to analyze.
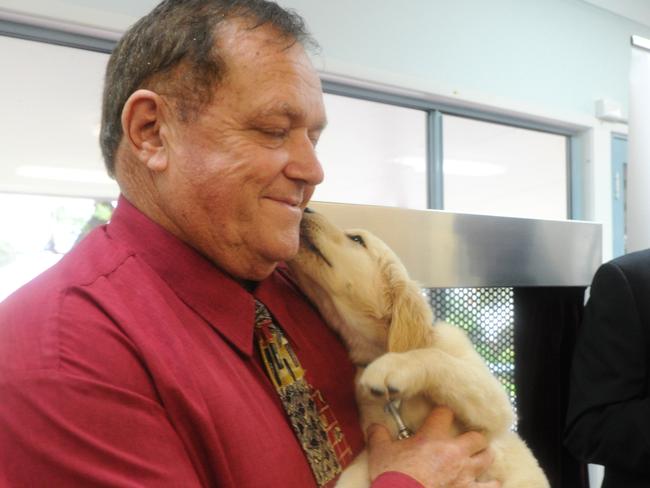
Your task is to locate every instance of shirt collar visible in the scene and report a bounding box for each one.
[107,196,257,357]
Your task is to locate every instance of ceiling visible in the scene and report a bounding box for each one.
[1,0,649,35]
[581,0,650,28]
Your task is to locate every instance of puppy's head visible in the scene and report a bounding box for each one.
[287,210,434,364]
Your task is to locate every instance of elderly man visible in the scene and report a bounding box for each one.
[0,1,497,487]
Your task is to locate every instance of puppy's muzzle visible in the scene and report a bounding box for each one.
[299,210,332,268]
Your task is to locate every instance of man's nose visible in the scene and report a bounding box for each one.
[284,131,324,185]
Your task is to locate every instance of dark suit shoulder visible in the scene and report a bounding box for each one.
[608,249,650,274]
[597,249,650,337]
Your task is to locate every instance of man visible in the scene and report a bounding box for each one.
[565,249,650,487]
[0,1,497,487]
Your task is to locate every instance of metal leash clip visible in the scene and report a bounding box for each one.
[384,399,413,439]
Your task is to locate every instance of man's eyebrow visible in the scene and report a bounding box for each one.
[252,102,298,119]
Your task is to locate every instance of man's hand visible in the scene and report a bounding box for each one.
[367,406,501,488]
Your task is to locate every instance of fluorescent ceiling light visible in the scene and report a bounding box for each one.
[15,165,113,184]
[443,159,506,177]
[632,35,650,51]
[393,156,426,170]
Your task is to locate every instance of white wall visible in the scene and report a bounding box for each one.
[279,0,650,121]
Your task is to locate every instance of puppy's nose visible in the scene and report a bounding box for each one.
[304,207,315,214]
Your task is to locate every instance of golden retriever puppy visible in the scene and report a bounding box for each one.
[287,210,549,488]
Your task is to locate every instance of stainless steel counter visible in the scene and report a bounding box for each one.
[310,202,602,288]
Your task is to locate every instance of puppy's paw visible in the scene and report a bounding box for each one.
[359,352,424,399]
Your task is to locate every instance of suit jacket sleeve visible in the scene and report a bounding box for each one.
[565,259,650,473]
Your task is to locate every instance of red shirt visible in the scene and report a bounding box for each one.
[0,196,420,488]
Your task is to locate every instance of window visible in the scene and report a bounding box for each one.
[321,81,576,220]
[0,35,116,199]
[442,115,568,220]
[315,93,428,209]
[0,193,113,301]
[0,35,116,300]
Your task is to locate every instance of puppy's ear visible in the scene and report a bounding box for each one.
[384,260,435,352]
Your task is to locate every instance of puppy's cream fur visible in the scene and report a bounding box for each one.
[287,211,549,488]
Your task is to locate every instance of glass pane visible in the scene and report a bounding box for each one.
[0,193,114,302]
[0,36,117,198]
[315,93,427,209]
[442,115,568,219]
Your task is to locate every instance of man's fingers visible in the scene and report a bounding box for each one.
[418,406,454,434]
[366,423,392,447]
[366,413,501,487]
[416,406,455,439]
[457,430,490,455]
[470,446,495,475]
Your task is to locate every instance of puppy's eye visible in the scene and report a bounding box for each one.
[347,234,366,247]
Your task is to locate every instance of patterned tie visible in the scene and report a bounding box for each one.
[254,299,352,486]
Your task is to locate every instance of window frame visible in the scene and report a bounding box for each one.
[323,80,583,220]
[0,17,115,53]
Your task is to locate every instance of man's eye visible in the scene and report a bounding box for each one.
[260,128,288,139]
[347,234,366,247]
[309,131,322,147]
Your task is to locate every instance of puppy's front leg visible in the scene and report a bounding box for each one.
[359,345,513,436]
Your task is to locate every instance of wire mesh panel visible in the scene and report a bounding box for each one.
[424,287,516,409]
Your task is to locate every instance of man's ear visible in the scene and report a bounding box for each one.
[121,89,169,173]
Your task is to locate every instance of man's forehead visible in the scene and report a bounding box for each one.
[211,19,325,126]
[216,21,317,84]
[253,102,302,119]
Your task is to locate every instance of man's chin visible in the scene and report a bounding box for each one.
[262,236,300,265]
[238,230,300,280]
